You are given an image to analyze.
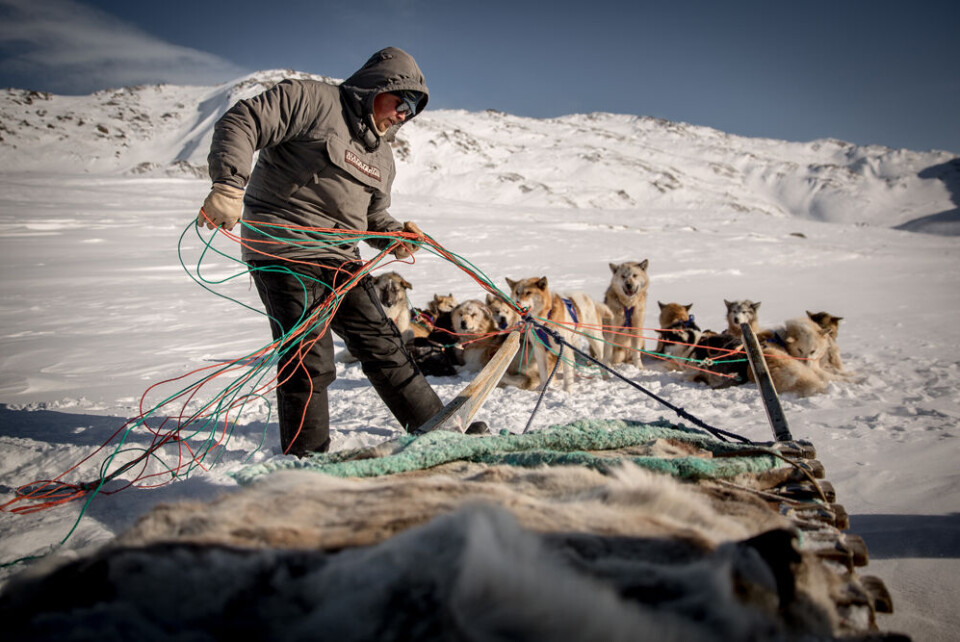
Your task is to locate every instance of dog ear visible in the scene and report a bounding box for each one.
[752,301,762,311]
[400,277,413,290]
[609,263,619,273]
[685,303,693,311]
[537,277,549,289]
[505,277,517,289]
[638,259,649,271]
[658,301,666,310]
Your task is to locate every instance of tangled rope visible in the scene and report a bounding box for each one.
[1,214,757,544]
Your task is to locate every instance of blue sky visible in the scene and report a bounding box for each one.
[0,0,957,154]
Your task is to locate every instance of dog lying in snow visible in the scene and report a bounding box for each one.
[755,317,835,397]
[450,299,504,372]
[411,292,458,340]
[756,315,867,396]
[603,260,650,368]
[723,299,761,337]
[805,310,856,378]
[406,293,463,377]
[654,302,702,369]
[687,299,762,388]
[507,276,611,391]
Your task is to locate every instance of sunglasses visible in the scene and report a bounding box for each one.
[391,91,421,117]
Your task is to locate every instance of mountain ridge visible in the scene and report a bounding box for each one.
[1,69,956,231]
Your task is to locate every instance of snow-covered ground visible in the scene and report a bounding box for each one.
[1,74,958,640]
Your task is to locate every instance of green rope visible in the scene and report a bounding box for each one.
[231,419,779,485]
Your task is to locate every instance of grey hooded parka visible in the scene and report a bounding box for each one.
[207,47,429,263]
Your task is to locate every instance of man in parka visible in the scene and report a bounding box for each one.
[197,47,443,456]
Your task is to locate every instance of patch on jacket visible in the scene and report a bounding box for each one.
[344,150,382,181]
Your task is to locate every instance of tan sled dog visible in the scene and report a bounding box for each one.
[487,293,540,390]
[507,276,610,392]
[450,299,503,372]
[759,317,834,397]
[805,310,855,378]
[603,260,650,367]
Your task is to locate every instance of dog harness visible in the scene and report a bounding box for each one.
[765,330,788,350]
[534,297,580,345]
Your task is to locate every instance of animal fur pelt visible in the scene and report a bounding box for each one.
[0,464,863,641]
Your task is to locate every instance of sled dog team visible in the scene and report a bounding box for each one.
[367,260,859,397]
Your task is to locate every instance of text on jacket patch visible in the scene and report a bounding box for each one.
[344,150,382,181]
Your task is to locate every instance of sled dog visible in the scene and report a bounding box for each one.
[373,272,415,343]
[655,302,702,369]
[409,293,456,340]
[759,317,835,397]
[724,299,761,337]
[603,260,650,367]
[487,293,540,390]
[450,299,503,372]
[806,310,854,377]
[507,276,610,392]
[688,299,761,388]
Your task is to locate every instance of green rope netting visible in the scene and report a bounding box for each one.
[231,418,779,485]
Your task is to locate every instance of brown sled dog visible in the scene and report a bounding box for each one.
[507,276,610,392]
[655,302,702,370]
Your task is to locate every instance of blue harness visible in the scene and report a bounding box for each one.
[534,297,578,344]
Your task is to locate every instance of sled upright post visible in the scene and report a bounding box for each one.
[740,323,793,442]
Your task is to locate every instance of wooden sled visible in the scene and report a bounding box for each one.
[417,330,520,434]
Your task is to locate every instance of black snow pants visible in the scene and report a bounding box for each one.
[250,260,443,457]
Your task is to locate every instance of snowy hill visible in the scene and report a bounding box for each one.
[1,70,957,232]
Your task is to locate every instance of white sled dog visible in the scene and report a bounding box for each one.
[507,276,610,392]
[724,299,761,337]
[603,260,650,367]
[450,299,503,372]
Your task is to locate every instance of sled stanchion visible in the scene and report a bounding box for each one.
[740,323,793,442]
[417,331,521,434]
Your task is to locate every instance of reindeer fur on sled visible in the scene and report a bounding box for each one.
[0,463,862,641]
